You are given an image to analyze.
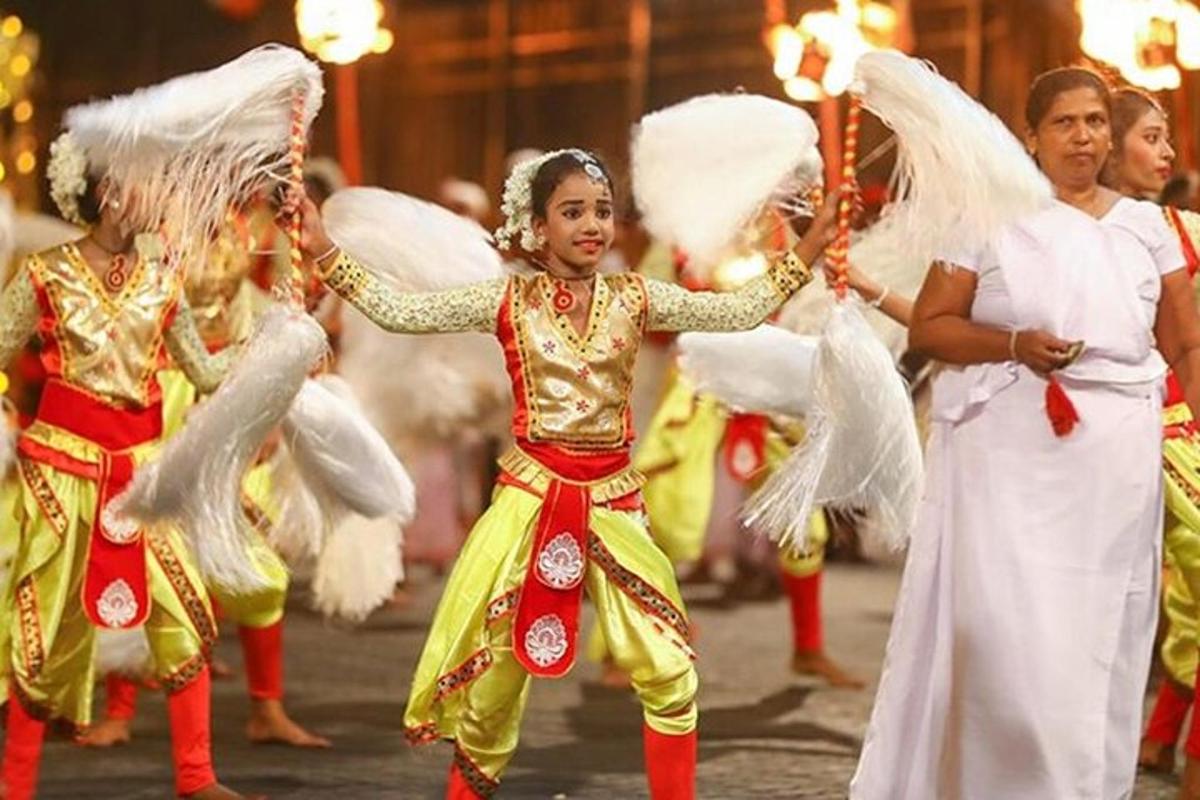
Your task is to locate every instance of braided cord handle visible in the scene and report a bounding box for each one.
[830,95,861,300]
[284,88,308,309]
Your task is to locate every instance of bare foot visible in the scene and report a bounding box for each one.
[210,657,236,681]
[1181,755,1200,800]
[791,650,866,689]
[246,700,331,748]
[77,718,132,747]
[181,782,267,800]
[599,660,632,690]
[1139,736,1177,774]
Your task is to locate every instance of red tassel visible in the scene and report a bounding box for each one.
[1045,377,1079,437]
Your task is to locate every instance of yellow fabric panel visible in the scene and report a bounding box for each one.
[404,484,696,784]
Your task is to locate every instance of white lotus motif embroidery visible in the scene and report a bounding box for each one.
[536,532,585,590]
[97,579,139,628]
[524,614,568,667]
[100,501,140,544]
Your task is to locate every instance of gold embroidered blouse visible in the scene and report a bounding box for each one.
[0,237,230,406]
[319,249,811,447]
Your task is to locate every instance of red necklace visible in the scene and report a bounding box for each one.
[103,253,130,292]
[551,280,576,314]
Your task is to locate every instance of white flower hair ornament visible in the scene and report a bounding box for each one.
[48,132,89,226]
[494,148,609,252]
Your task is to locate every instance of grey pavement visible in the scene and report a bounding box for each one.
[32,563,1180,799]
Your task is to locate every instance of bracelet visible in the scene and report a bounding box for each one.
[1009,329,1020,361]
[869,286,890,308]
[314,243,339,266]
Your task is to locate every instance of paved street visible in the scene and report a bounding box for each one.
[34,562,1182,799]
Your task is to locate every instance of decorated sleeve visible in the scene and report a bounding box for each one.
[0,266,39,371]
[317,249,506,334]
[645,251,812,333]
[164,295,234,394]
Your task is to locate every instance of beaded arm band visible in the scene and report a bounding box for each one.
[316,248,369,302]
[767,251,814,298]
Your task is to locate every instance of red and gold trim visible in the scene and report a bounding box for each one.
[485,589,520,627]
[453,744,499,799]
[434,649,494,701]
[17,458,68,538]
[587,534,692,644]
[1166,206,1200,278]
[147,533,218,651]
[15,577,44,679]
[160,652,209,695]
[404,722,441,745]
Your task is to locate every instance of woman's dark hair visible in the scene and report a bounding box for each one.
[77,172,103,225]
[1025,67,1111,130]
[530,150,614,218]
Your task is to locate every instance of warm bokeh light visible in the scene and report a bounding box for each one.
[15,150,33,174]
[771,24,804,80]
[295,0,391,65]
[1077,0,1200,90]
[0,15,20,39]
[714,252,769,289]
[765,1,902,101]
[784,76,824,103]
[12,98,29,123]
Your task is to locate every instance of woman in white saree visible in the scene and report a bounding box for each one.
[850,68,1200,800]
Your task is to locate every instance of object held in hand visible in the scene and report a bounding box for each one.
[1062,340,1085,367]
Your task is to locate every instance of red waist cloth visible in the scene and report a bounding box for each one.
[503,440,638,678]
[16,379,156,631]
[32,379,162,451]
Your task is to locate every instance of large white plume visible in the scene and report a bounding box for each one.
[323,187,502,291]
[114,307,327,592]
[95,627,153,677]
[64,43,323,272]
[677,326,819,418]
[847,50,1052,295]
[632,93,820,269]
[311,514,405,624]
[282,375,416,523]
[743,303,922,553]
[323,186,511,440]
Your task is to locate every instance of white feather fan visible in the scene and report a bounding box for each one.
[847,50,1052,296]
[744,303,922,552]
[282,375,415,522]
[95,627,153,677]
[323,187,503,291]
[322,186,511,440]
[311,515,404,624]
[677,326,819,418]
[113,307,327,592]
[267,445,328,573]
[65,43,323,271]
[632,93,820,269]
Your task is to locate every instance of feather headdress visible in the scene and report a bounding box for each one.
[52,43,323,271]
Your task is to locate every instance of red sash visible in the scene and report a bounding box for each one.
[723,413,768,483]
[18,380,162,630]
[506,441,634,678]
